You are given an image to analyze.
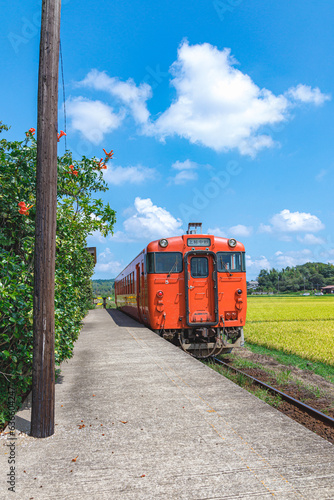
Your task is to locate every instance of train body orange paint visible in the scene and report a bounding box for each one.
[115,229,247,357]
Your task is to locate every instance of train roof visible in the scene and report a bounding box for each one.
[147,234,245,252]
[115,233,245,280]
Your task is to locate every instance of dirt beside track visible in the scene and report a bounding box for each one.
[223,348,334,444]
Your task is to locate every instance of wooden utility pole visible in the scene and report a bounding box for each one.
[31,0,61,438]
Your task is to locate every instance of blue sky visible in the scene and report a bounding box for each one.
[2,0,334,280]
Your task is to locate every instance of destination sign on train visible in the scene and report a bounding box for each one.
[187,238,211,247]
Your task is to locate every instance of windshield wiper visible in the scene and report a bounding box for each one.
[220,256,232,276]
[167,260,178,277]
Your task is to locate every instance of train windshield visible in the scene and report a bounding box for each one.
[217,252,246,272]
[147,252,183,274]
[190,257,209,278]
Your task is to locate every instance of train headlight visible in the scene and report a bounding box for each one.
[228,238,237,248]
[159,238,168,248]
[237,289,242,295]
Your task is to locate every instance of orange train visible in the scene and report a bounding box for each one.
[115,223,247,358]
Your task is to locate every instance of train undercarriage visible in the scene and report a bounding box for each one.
[156,326,244,359]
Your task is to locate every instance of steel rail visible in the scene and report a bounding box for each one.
[212,357,334,429]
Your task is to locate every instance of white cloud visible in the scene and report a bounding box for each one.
[170,170,198,184]
[151,41,291,155]
[286,84,331,106]
[258,223,273,234]
[109,231,136,243]
[246,255,271,272]
[229,224,253,237]
[169,159,199,185]
[274,249,313,268]
[122,197,183,240]
[172,159,198,171]
[270,209,324,233]
[87,230,105,244]
[103,164,155,185]
[70,45,330,154]
[207,227,227,237]
[297,234,325,245]
[95,248,123,276]
[66,97,123,144]
[207,225,252,238]
[79,69,152,125]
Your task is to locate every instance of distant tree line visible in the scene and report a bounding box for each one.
[256,262,334,293]
[92,279,115,296]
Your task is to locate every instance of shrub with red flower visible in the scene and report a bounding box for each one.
[1,123,117,432]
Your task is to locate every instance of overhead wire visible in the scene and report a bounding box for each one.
[59,39,67,151]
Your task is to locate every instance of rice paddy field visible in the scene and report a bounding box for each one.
[244,296,334,366]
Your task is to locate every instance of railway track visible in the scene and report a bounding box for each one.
[212,356,334,430]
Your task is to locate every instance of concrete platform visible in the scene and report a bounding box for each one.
[1,308,334,499]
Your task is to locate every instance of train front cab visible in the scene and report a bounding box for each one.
[146,234,247,358]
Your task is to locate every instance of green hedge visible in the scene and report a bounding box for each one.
[0,123,116,426]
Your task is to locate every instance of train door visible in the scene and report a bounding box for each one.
[141,262,145,317]
[185,252,218,326]
[136,264,142,321]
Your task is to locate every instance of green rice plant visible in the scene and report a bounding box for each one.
[247,296,334,323]
[244,320,334,366]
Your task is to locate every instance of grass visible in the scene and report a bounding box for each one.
[245,342,334,384]
[219,351,330,397]
[207,361,282,408]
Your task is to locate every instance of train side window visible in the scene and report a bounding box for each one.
[217,252,244,272]
[190,257,208,278]
[147,253,155,273]
[147,252,183,274]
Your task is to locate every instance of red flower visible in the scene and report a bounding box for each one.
[26,127,36,136]
[102,165,107,169]
[103,148,113,159]
[18,201,33,216]
[57,130,66,142]
[68,167,78,176]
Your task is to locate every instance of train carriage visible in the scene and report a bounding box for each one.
[115,223,247,358]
